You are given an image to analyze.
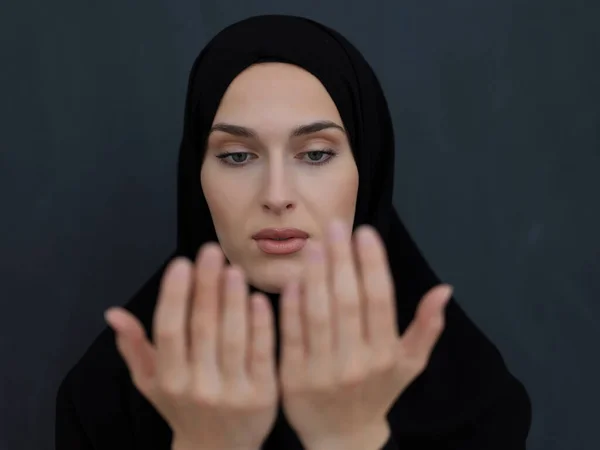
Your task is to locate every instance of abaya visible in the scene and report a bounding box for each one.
[55,15,532,450]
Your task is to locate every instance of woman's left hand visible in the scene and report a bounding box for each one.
[279,220,453,450]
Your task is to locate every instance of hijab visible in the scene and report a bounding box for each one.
[56,14,531,450]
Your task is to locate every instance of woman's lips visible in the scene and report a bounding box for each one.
[254,237,307,255]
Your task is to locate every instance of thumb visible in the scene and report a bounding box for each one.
[105,307,157,391]
[399,284,452,362]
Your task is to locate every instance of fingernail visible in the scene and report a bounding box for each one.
[357,226,377,247]
[104,308,117,328]
[285,280,300,298]
[445,284,454,296]
[441,285,453,307]
[309,242,324,261]
[227,266,243,285]
[252,294,267,312]
[170,258,191,278]
[200,243,221,267]
[329,220,347,241]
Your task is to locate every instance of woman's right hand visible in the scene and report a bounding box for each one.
[104,243,279,450]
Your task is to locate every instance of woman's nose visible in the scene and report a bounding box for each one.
[260,165,296,214]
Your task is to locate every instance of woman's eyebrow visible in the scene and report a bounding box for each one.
[210,123,257,138]
[209,120,346,139]
[290,120,346,137]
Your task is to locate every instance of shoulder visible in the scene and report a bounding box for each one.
[56,262,172,448]
[58,325,127,400]
[469,371,532,447]
[56,325,135,448]
[387,296,532,448]
[58,258,170,406]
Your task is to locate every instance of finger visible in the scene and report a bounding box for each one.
[153,258,194,385]
[303,241,333,359]
[400,285,452,362]
[355,226,397,347]
[105,307,156,390]
[219,265,249,381]
[248,292,276,385]
[280,280,305,369]
[190,243,224,375]
[327,220,363,352]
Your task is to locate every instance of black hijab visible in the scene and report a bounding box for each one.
[56,14,531,450]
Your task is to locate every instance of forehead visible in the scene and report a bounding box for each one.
[212,62,343,126]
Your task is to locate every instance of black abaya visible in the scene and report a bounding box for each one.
[56,15,531,450]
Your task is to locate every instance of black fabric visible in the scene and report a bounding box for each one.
[55,15,532,450]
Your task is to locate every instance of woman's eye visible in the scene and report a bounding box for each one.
[216,152,252,165]
[302,150,336,165]
[216,149,337,167]
[229,153,249,163]
[306,151,326,161]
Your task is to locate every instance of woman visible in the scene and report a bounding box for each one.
[55,15,531,450]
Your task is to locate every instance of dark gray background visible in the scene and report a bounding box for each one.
[1,1,598,449]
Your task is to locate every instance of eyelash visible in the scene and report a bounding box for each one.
[215,149,338,167]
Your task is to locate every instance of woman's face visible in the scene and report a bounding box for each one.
[201,62,359,293]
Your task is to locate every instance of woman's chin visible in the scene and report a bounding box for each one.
[246,260,303,294]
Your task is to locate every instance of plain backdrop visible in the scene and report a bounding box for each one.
[1,1,599,449]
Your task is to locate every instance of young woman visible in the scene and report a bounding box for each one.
[56,15,531,450]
